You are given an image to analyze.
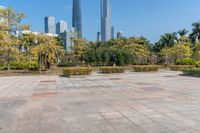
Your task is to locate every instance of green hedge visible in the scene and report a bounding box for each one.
[132,65,160,72]
[10,62,39,70]
[63,67,92,77]
[99,67,125,74]
[182,68,200,76]
[169,65,194,71]
[57,62,77,67]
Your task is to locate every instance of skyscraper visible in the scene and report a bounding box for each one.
[111,26,114,39]
[56,20,67,34]
[97,31,101,42]
[72,0,82,38]
[101,0,112,42]
[44,16,56,34]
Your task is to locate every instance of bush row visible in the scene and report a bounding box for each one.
[10,62,39,70]
[99,67,125,74]
[57,62,77,67]
[62,65,162,77]
[63,67,92,77]
[168,65,194,71]
[132,65,160,72]
[182,68,200,76]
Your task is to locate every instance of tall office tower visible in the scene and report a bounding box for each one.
[72,0,82,38]
[101,0,112,42]
[111,26,114,39]
[44,16,56,34]
[97,32,101,42]
[56,20,67,34]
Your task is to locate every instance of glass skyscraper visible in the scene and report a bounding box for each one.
[72,0,82,38]
[44,16,56,34]
[101,0,112,42]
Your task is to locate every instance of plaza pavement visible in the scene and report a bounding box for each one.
[0,70,200,133]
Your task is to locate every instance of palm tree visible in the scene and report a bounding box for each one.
[178,29,188,37]
[153,32,178,52]
[190,21,200,44]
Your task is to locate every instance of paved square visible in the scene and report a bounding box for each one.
[1,70,200,133]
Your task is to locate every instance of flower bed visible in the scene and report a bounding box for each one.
[99,67,125,74]
[63,67,92,77]
[132,65,160,72]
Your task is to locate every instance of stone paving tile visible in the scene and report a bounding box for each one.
[0,71,200,133]
[102,112,123,119]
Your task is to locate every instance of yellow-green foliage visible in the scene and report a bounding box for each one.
[63,67,92,77]
[99,67,125,74]
[132,65,160,72]
[182,68,200,76]
[169,65,194,71]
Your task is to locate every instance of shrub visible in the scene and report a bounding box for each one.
[57,62,77,67]
[132,65,160,72]
[182,68,200,76]
[28,62,39,70]
[176,58,196,65]
[10,62,28,70]
[195,61,200,68]
[99,66,125,74]
[10,62,39,70]
[63,67,92,77]
[169,65,194,71]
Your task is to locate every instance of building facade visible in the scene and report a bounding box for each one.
[111,26,115,39]
[117,31,124,39]
[101,0,112,42]
[72,0,82,38]
[44,16,56,34]
[60,28,77,51]
[56,20,67,34]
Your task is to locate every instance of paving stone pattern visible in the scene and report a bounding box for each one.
[0,70,200,133]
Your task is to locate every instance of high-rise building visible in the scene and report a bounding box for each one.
[44,16,56,34]
[72,0,82,38]
[117,31,124,39]
[60,28,77,50]
[101,0,112,42]
[56,20,67,34]
[111,26,114,39]
[97,32,101,42]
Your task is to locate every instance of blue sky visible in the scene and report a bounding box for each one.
[1,0,200,43]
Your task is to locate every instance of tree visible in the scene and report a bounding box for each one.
[19,33,36,62]
[0,7,29,70]
[124,43,149,65]
[154,33,178,52]
[190,21,200,44]
[193,43,200,60]
[71,39,88,64]
[178,29,188,37]
[0,23,19,69]
[0,7,29,34]
[32,35,64,71]
[160,44,192,64]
